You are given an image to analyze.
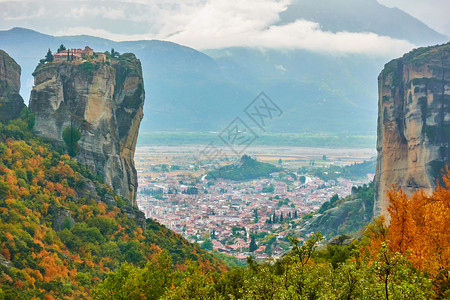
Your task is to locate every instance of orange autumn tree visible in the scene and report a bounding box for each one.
[367,167,450,287]
[388,174,450,277]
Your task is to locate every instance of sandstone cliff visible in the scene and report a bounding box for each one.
[374,43,450,218]
[29,53,145,206]
[0,50,25,123]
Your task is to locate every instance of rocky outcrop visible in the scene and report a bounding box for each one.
[303,183,374,239]
[0,50,25,123]
[374,43,450,219]
[29,53,145,207]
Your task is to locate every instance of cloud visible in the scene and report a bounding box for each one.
[158,1,415,56]
[0,0,416,56]
[0,2,46,21]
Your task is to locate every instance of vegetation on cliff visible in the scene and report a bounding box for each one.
[0,110,226,299]
[301,182,375,239]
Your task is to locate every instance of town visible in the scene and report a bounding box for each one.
[135,146,374,262]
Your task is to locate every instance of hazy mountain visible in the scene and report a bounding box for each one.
[204,47,385,133]
[1,27,379,135]
[0,28,253,133]
[203,0,448,134]
[0,0,447,138]
[278,0,448,46]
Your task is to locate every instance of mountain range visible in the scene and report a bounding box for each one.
[0,0,447,141]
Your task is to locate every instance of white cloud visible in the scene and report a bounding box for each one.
[1,0,417,56]
[161,4,415,56]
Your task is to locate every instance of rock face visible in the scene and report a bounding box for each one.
[0,50,25,123]
[374,43,450,218]
[29,53,145,206]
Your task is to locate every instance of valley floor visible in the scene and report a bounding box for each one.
[135,146,375,261]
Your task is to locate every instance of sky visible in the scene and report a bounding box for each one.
[0,0,449,56]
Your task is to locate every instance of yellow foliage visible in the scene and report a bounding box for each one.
[366,167,450,280]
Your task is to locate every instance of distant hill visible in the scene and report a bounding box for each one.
[309,159,376,182]
[207,155,281,181]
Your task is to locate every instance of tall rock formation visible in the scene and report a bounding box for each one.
[374,43,450,218]
[29,52,145,206]
[0,50,25,123]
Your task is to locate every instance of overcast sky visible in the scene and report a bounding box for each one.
[0,0,448,56]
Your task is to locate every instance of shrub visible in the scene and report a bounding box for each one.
[62,126,81,157]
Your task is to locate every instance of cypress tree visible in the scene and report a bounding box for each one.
[249,236,257,252]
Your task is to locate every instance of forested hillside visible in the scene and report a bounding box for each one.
[300,182,375,239]
[206,155,281,181]
[0,109,226,299]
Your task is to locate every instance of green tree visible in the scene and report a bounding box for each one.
[262,183,274,193]
[57,44,66,53]
[20,107,35,130]
[201,233,213,251]
[249,236,258,252]
[111,48,120,58]
[62,126,81,157]
[253,208,258,222]
[45,48,53,62]
[299,175,306,184]
[288,232,323,267]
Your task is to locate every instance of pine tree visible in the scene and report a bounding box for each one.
[57,44,66,53]
[45,49,53,62]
